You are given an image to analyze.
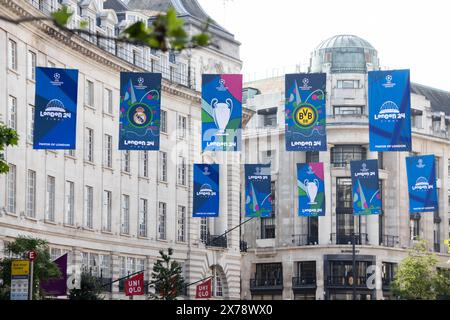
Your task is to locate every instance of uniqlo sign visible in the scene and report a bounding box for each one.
[125,272,144,296]
[195,278,212,299]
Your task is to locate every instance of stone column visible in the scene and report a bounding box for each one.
[111,252,121,300]
[282,259,293,300]
[315,257,325,300]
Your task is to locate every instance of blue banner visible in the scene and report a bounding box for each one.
[202,74,242,151]
[245,164,272,217]
[193,164,220,217]
[297,162,325,217]
[34,67,78,149]
[406,155,438,213]
[285,73,327,151]
[119,72,161,150]
[350,160,381,215]
[368,69,412,151]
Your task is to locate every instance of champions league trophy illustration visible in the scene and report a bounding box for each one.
[211,98,233,135]
[304,179,319,204]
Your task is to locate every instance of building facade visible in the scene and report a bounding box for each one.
[0,0,243,299]
[241,35,450,300]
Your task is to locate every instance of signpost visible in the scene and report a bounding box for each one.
[124,272,144,298]
[10,260,30,300]
[28,251,36,300]
[195,278,212,299]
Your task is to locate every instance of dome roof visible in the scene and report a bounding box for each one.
[316,35,375,50]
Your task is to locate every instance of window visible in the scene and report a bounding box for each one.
[177,115,186,139]
[160,109,167,133]
[85,128,94,162]
[50,248,62,261]
[140,151,148,177]
[448,159,450,177]
[104,134,112,168]
[331,145,366,167]
[138,259,146,274]
[122,150,130,173]
[177,205,186,242]
[65,181,75,225]
[261,181,276,239]
[435,157,440,179]
[254,263,283,285]
[46,176,56,221]
[27,170,36,218]
[336,178,356,243]
[121,194,130,234]
[85,80,94,106]
[333,106,363,115]
[306,151,319,163]
[200,217,209,243]
[256,107,277,127]
[158,202,167,240]
[27,51,36,80]
[159,151,167,182]
[8,96,17,130]
[7,164,16,213]
[65,149,75,157]
[178,62,188,86]
[28,105,35,142]
[84,186,93,228]
[410,216,420,240]
[104,88,113,114]
[103,190,112,232]
[411,110,423,129]
[139,198,148,237]
[381,262,397,286]
[100,255,111,278]
[295,261,316,285]
[177,155,186,185]
[336,79,360,89]
[8,39,17,70]
[212,266,223,297]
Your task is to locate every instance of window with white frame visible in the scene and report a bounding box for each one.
[212,267,223,297]
[127,257,136,276]
[104,88,113,114]
[178,62,188,86]
[137,258,146,274]
[51,248,62,261]
[159,151,167,182]
[103,190,112,232]
[160,109,167,133]
[177,155,186,185]
[8,39,17,70]
[27,50,36,80]
[100,254,111,278]
[27,170,36,218]
[46,175,56,221]
[158,202,167,240]
[177,114,187,139]
[8,95,17,130]
[85,128,94,162]
[84,186,93,229]
[121,194,130,234]
[122,150,130,173]
[28,104,35,143]
[139,198,148,237]
[7,164,16,213]
[119,256,126,277]
[104,134,112,168]
[200,217,209,243]
[140,151,149,177]
[177,205,186,242]
[86,80,94,106]
[336,80,360,89]
[65,181,75,225]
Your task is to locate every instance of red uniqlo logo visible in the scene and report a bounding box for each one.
[125,272,144,296]
[195,278,212,299]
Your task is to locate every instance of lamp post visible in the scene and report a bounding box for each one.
[352,232,356,300]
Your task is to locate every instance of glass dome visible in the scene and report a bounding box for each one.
[310,35,379,73]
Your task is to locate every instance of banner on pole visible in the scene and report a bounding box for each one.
[34,67,78,149]
[193,164,220,217]
[297,162,325,217]
[40,253,68,296]
[202,74,242,151]
[119,72,161,150]
[285,73,327,151]
[350,159,381,215]
[195,278,212,299]
[125,272,145,296]
[245,164,272,218]
[406,155,438,213]
[368,69,412,151]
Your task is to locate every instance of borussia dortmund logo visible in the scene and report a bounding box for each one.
[293,103,317,129]
[127,103,152,128]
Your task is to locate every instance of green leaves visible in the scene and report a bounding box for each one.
[50,4,73,27]
[0,124,19,174]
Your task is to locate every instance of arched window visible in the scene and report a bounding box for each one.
[212,266,223,297]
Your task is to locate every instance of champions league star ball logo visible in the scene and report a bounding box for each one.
[50,72,63,86]
[361,163,369,172]
[416,159,426,168]
[300,78,312,91]
[382,74,396,88]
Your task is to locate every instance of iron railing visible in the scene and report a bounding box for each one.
[292,276,316,288]
[330,233,369,245]
[380,235,399,248]
[292,234,319,246]
[326,276,368,288]
[250,278,283,291]
[205,234,227,249]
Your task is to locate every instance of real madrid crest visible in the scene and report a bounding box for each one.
[133,107,147,125]
[127,103,152,128]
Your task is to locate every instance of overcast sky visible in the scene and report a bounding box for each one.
[198,0,450,91]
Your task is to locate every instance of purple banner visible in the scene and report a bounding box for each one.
[40,253,67,296]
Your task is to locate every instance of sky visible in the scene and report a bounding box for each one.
[198,0,450,91]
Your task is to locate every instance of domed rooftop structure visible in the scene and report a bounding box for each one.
[310,34,379,74]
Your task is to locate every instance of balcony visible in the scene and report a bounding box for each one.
[292,234,319,246]
[205,234,227,249]
[292,276,317,290]
[330,233,369,245]
[380,235,399,248]
[250,278,283,293]
[326,276,368,289]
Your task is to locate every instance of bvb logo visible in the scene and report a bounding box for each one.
[294,103,317,129]
[128,103,152,128]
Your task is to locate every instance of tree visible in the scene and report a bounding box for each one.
[0,236,60,299]
[68,271,103,300]
[0,124,19,174]
[391,239,450,300]
[148,248,185,300]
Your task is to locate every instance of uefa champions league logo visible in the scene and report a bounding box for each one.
[416,159,426,168]
[216,79,228,91]
[202,166,211,176]
[382,74,396,88]
[386,75,392,83]
[361,163,369,172]
[54,73,60,81]
[306,166,314,175]
[134,76,147,89]
[300,78,312,90]
[50,72,63,86]
[138,77,144,86]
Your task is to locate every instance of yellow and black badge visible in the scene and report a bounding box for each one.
[294,103,317,129]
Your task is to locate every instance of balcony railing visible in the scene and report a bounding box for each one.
[240,240,248,252]
[250,278,283,292]
[326,276,368,288]
[292,276,316,289]
[292,234,319,246]
[380,235,399,248]
[330,233,369,245]
[205,234,228,249]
